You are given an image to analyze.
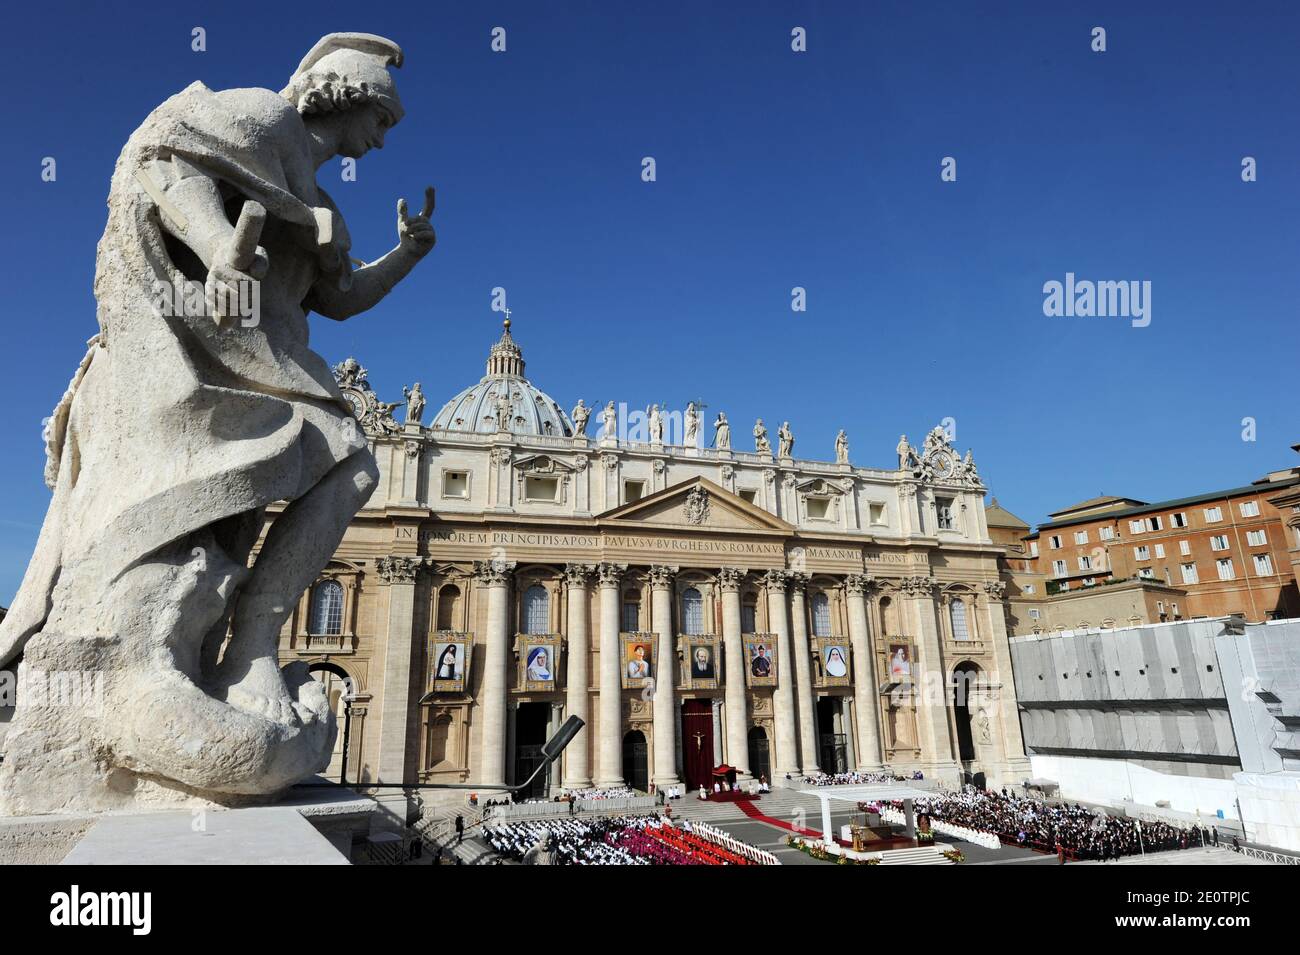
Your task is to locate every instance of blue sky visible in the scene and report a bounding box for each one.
[1,1,1298,602]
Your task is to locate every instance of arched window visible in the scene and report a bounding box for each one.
[812,593,832,636]
[309,579,344,635]
[523,584,550,634]
[879,596,895,635]
[682,587,704,635]
[436,584,461,631]
[950,597,970,640]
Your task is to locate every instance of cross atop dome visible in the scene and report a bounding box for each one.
[487,312,524,377]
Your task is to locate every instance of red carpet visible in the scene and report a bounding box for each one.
[732,799,916,850]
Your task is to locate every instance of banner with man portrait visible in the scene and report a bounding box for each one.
[620,633,657,690]
[743,636,778,688]
[681,634,720,691]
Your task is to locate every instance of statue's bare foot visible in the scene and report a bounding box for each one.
[222,655,299,725]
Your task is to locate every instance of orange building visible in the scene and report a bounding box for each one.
[1023,460,1300,624]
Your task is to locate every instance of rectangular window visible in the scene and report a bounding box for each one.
[1204,507,1223,523]
[621,601,640,632]
[1239,500,1260,517]
[1138,567,1155,579]
[1179,540,1191,556]
[1099,526,1115,541]
[806,497,831,521]
[1074,530,1089,545]
[936,498,956,531]
[737,488,757,504]
[1078,555,1093,570]
[442,470,469,499]
[623,480,646,503]
[1253,554,1274,575]
[1210,535,1229,552]
[1154,544,1165,559]
[1147,516,1163,531]
[1217,558,1235,581]
[1028,541,1039,557]
[1024,584,1036,594]
[1029,609,1041,620]
[1058,581,1069,592]
[524,476,560,502]
[1129,520,1145,535]
[1181,563,1199,584]
[1171,512,1188,528]
[1052,560,1067,577]
[1049,535,1062,549]
[1134,545,1150,561]
[869,502,887,525]
[741,604,757,633]
[1246,529,1267,547]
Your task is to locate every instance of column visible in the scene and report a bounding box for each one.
[561,563,593,789]
[788,575,820,774]
[475,559,515,786]
[981,580,1032,784]
[718,567,751,777]
[763,570,801,775]
[903,575,957,780]
[845,574,883,770]
[595,563,627,787]
[649,565,680,787]
[375,556,424,802]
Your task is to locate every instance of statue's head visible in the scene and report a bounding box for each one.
[282,33,405,158]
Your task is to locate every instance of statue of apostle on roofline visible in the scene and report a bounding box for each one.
[0,33,437,814]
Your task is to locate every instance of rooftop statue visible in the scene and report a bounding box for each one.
[0,33,435,813]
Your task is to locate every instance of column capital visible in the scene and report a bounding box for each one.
[762,568,788,593]
[786,571,809,595]
[563,562,595,589]
[647,565,678,590]
[843,572,876,597]
[375,555,425,584]
[717,566,748,592]
[982,579,1007,600]
[473,558,516,587]
[899,575,937,597]
[595,562,627,588]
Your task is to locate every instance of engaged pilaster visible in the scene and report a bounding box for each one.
[474,558,515,786]
[648,564,680,788]
[845,573,883,770]
[718,566,750,777]
[594,562,627,788]
[787,574,820,774]
[561,562,594,790]
[763,569,801,775]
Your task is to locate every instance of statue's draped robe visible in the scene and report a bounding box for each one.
[0,82,365,666]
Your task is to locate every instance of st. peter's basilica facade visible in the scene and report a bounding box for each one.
[273,321,1030,813]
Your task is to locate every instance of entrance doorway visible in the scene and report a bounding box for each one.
[816,697,848,774]
[622,730,648,792]
[681,699,714,790]
[513,702,550,798]
[747,726,770,783]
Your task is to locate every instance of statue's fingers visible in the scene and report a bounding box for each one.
[397,197,409,222]
[420,186,435,218]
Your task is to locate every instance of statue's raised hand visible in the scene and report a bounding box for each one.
[397,186,437,257]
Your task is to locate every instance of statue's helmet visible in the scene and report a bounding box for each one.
[281,32,405,123]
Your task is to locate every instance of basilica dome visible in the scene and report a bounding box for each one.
[431,320,574,437]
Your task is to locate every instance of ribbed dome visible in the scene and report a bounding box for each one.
[431,320,574,437]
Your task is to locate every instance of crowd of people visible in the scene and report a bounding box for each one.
[482,815,758,865]
[883,788,1203,860]
[799,770,924,786]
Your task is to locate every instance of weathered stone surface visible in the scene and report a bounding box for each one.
[0,32,435,814]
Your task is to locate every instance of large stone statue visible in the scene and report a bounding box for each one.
[777,421,794,458]
[600,400,617,440]
[570,399,590,436]
[835,429,849,465]
[897,434,917,470]
[647,404,664,443]
[683,402,699,448]
[753,418,771,454]
[403,382,426,424]
[0,33,436,813]
[713,412,731,450]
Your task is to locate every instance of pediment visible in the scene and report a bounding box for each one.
[596,477,793,533]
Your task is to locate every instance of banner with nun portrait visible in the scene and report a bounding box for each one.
[520,635,559,692]
[427,632,473,695]
[814,636,851,687]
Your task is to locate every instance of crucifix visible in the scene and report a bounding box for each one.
[692,730,706,751]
